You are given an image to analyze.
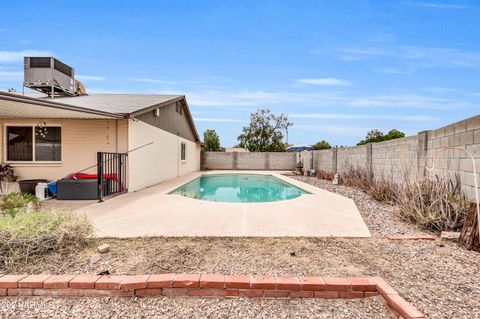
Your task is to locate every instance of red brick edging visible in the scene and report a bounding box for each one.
[0,274,423,319]
[387,235,436,241]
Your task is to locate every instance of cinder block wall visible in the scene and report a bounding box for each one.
[201,152,235,170]
[425,116,480,201]
[313,115,480,202]
[201,152,296,170]
[200,115,479,202]
[337,145,369,173]
[371,135,419,183]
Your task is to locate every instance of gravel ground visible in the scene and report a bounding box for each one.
[4,176,480,318]
[289,176,427,237]
[0,296,390,319]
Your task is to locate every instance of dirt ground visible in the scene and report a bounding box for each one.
[7,176,480,318]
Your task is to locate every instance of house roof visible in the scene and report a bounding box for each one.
[29,93,185,115]
[0,91,200,141]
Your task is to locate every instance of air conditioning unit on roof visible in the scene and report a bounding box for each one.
[23,56,87,97]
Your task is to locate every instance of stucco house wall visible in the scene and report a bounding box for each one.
[127,119,200,191]
[0,118,128,181]
[0,92,202,194]
[0,117,201,193]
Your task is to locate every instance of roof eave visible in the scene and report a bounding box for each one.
[0,91,125,119]
[127,95,185,118]
[182,98,201,142]
[0,92,201,142]
[128,95,201,142]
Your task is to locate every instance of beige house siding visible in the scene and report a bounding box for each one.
[127,119,200,192]
[134,101,196,142]
[0,116,200,192]
[0,119,128,181]
[179,142,202,176]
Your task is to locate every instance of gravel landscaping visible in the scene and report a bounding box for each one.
[4,176,480,318]
[0,296,390,319]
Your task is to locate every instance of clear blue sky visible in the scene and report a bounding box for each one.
[0,1,479,147]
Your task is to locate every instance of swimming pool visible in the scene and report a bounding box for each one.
[170,174,309,203]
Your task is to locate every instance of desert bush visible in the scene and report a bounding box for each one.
[336,166,470,231]
[0,210,93,270]
[395,175,469,232]
[367,178,398,203]
[316,169,336,181]
[339,166,372,191]
[0,192,40,217]
[339,166,397,203]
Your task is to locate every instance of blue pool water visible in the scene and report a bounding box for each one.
[170,174,308,203]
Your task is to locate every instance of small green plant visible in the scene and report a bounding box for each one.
[1,193,40,217]
[0,164,17,182]
[0,210,93,270]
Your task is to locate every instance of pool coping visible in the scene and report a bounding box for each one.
[0,273,424,318]
[167,172,312,203]
[163,171,326,205]
[163,171,313,192]
[77,170,372,238]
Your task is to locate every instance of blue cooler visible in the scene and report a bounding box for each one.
[47,182,57,196]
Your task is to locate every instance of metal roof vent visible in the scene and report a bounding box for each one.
[23,57,87,98]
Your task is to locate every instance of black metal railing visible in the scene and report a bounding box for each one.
[97,152,128,202]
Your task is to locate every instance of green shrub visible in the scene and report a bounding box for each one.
[0,210,93,270]
[1,193,40,217]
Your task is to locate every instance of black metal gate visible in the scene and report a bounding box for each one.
[97,152,128,202]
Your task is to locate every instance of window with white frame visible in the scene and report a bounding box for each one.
[180,142,186,161]
[6,125,61,162]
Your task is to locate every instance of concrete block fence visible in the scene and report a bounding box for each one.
[202,115,479,202]
[308,115,480,202]
[201,152,296,170]
[0,274,424,318]
[201,115,480,201]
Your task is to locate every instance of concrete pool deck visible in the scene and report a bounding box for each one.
[75,171,371,238]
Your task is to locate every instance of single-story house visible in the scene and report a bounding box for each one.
[0,91,201,192]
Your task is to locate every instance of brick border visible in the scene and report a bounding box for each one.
[0,274,424,318]
[387,235,436,241]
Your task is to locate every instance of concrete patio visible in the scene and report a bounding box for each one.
[70,171,371,237]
